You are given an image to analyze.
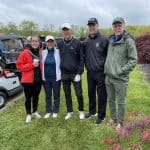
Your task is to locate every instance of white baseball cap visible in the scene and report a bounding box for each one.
[45,35,55,42]
[61,23,72,30]
[27,36,31,42]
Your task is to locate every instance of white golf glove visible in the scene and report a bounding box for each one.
[74,74,81,82]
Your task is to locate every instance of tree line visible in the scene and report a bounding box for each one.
[0,20,149,37]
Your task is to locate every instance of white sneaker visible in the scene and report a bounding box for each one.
[26,114,32,123]
[52,113,58,118]
[79,111,85,119]
[44,113,51,119]
[32,111,42,119]
[65,112,73,120]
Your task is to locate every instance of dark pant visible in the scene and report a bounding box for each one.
[62,74,84,112]
[22,82,42,114]
[87,71,107,120]
[43,80,61,113]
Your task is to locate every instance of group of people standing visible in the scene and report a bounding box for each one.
[16,17,137,130]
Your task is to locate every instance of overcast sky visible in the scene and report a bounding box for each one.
[0,0,150,29]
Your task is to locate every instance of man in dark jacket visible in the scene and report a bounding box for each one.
[57,23,85,120]
[83,18,109,125]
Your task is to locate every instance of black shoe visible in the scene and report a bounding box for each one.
[85,113,97,119]
[95,119,102,125]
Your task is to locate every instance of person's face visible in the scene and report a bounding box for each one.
[88,23,99,36]
[30,37,40,49]
[62,28,72,40]
[113,23,125,35]
[46,40,55,49]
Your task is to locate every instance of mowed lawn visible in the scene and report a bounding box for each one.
[0,67,150,150]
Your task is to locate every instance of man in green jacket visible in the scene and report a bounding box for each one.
[104,17,137,130]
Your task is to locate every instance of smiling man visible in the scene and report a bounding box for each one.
[83,18,109,125]
[57,23,85,120]
[104,17,137,130]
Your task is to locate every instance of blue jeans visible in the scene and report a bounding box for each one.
[43,80,61,113]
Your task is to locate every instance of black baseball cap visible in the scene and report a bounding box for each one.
[87,18,98,25]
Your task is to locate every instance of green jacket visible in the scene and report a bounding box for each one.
[104,31,137,82]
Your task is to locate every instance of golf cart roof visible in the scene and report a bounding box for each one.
[0,34,18,41]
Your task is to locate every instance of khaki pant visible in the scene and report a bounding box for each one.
[105,76,128,125]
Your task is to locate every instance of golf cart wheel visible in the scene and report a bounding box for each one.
[0,92,6,108]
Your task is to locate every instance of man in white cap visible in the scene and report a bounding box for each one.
[57,23,85,120]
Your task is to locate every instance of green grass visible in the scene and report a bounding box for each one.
[0,67,150,150]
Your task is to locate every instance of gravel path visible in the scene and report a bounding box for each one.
[139,64,150,84]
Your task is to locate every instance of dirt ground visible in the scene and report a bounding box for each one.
[139,64,150,84]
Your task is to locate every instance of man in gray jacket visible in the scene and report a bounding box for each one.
[104,17,137,129]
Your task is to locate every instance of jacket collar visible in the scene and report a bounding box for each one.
[110,31,130,45]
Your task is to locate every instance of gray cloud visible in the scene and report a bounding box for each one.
[0,0,149,28]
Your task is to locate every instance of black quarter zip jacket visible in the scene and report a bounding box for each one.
[83,32,109,72]
[57,38,84,74]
